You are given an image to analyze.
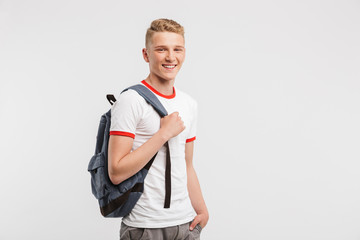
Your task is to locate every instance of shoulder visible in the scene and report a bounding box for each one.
[111,88,147,116]
[117,88,147,104]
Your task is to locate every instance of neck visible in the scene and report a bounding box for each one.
[145,74,175,95]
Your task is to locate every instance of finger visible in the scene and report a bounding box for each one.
[189,216,200,230]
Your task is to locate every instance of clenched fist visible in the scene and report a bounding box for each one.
[159,112,185,140]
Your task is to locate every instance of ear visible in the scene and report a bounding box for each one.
[142,48,149,63]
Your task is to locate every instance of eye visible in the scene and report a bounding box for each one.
[174,48,183,52]
[157,48,165,52]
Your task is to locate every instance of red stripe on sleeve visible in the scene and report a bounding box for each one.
[109,131,135,139]
[186,136,196,143]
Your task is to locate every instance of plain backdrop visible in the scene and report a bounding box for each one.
[1,0,360,239]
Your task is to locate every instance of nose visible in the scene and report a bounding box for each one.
[165,50,175,62]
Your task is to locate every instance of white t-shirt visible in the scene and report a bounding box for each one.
[110,80,197,228]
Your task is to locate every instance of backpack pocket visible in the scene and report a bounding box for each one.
[88,152,110,199]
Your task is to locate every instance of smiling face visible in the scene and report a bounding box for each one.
[143,31,185,82]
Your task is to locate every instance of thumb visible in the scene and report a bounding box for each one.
[189,216,200,231]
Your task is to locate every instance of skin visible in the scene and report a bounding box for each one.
[108,31,209,230]
[142,31,186,94]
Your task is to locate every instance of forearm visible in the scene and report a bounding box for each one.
[187,165,208,216]
[109,112,184,185]
[108,130,168,185]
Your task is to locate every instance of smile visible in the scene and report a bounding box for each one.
[162,64,176,69]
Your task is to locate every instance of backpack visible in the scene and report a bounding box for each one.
[88,84,172,218]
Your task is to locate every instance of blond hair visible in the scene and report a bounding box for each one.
[145,18,185,47]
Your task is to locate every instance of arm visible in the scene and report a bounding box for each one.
[108,112,184,185]
[186,141,209,230]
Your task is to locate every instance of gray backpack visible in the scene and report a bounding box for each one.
[88,84,172,217]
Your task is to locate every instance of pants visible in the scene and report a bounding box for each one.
[120,221,202,240]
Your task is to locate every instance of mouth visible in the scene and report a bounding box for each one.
[162,64,177,70]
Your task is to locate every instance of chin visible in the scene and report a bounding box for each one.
[158,73,178,81]
[165,75,178,81]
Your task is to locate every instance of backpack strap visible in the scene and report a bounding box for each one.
[120,84,172,209]
[122,84,168,117]
[163,141,171,208]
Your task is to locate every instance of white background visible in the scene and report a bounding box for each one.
[1,0,360,239]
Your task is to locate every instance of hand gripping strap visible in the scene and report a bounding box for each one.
[121,84,172,208]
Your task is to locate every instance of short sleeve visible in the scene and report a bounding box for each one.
[110,90,144,138]
[186,100,198,143]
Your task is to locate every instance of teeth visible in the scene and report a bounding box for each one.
[163,65,176,69]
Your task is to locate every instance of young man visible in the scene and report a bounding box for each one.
[108,19,208,240]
